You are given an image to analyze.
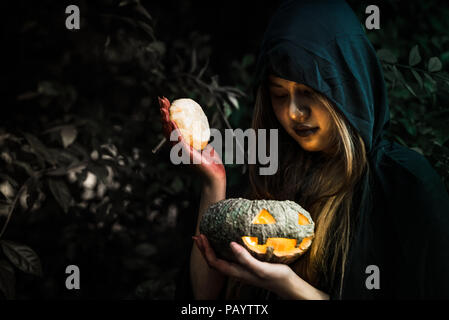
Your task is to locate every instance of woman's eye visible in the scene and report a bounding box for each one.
[303,90,312,97]
[272,94,288,99]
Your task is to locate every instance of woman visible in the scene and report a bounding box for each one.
[161,0,449,299]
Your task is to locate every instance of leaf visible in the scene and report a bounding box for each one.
[23,133,56,165]
[394,135,408,147]
[393,65,405,79]
[60,126,78,148]
[88,165,109,185]
[377,49,397,64]
[133,1,153,23]
[48,178,72,213]
[0,259,15,299]
[197,57,210,79]
[210,75,219,89]
[398,118,417,136]
[223,102,232,118]
[0,151,12,164]
[383,69,395,83]
[428,57,443,72]
[0,181,15,200]
[14,160,36,177]
[190,48,197,73]
[136,21,154,39]
[423,73,437,94]
[0,241,42,277]
[0,174,18,189]
[411,147,423,155]
[134,243,157,257]
[148,41,166,56]
[404,82,417,97]
[170,176,183,193]
[100,144,118,158]
[25,181,42,211]
[0,203,10,216]
[227,93,239,110]
[37,81,59,96]
[242,54,255,68]
[423,72,437,84]
[409,45,421,66]
[441,51,449,63]
[411,69,424,89]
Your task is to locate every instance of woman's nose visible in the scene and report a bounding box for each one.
[288,101,310,120]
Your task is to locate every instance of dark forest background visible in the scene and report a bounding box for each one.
[0,0,448,299]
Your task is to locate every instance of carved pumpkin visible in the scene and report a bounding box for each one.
[169,98,210,150]
[199,198,314,264]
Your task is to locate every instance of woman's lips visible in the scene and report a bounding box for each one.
[294,127,319,137]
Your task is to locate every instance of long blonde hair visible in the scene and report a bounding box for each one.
[247,80,368,296]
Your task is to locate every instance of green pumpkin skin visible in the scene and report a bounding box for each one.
[199,198,315,264]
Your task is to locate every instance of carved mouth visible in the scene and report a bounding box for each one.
[241,236,313,256]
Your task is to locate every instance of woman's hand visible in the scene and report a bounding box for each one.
[158,96,225,186]
[193,234,330,300]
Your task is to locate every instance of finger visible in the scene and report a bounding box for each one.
[193,236,205,254]
[158,96,170,112]
[200,234,217,260]
[229,242,270,279]
[160,108,169,123]
[158,97,175,129]
[201,235,228,270]
[192,235,200,245]
[159,98,172,138]
[158,101,185,145]
[212,256,261,285]
[200,236,259,283]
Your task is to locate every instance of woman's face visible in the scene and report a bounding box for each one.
[268,75,336,154]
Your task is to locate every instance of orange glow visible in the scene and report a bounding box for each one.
[298,236,313,250]
[298,213,310,225]
[242,236,304,256]
[244,209,312,258]
[253,209,276,224]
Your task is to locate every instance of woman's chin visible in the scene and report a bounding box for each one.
[297,141,322,152]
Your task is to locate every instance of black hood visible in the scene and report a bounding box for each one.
[253,0,389,156]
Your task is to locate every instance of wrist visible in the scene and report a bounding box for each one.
[201,179,226,204]
[203,175,226,192]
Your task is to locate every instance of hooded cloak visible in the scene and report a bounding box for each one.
[250,0,449,299]
[175,0,449,299]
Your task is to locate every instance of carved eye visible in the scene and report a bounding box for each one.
[252,208,276,224]
[298,213,310,225]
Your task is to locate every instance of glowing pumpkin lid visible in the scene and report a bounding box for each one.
[169,98,210,150]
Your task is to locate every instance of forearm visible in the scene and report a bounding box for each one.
[284,271,330,300]
[190,180,226,299]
